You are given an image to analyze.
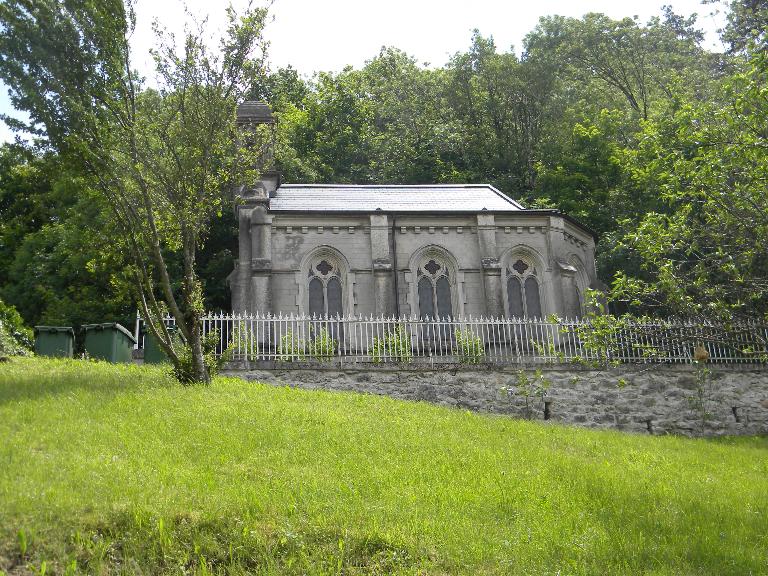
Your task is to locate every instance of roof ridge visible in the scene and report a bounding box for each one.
[279,183,495,189]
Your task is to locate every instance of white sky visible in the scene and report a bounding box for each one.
[0,0,727,143]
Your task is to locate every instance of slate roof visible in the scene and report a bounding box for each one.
[269,184,524,212]
[236,101,275,123]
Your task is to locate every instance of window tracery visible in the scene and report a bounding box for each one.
[417,257,453,319]
[506,256,543,318]
[307,257,343,317]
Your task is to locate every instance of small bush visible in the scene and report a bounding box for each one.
[172,330,228,384]
[455,328,485,364]
[370,325,413,363]
[506,369,551,419]
[277,330,306,361]
[308,328,337,362]
[0,299,32,357]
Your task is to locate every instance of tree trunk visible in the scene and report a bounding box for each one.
[178,231,211,385]
[187,318,210,384]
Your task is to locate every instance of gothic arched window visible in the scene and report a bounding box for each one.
[417,257,453,319]
[572,285,583,319]
[307,258,343,317]
[565,257,586,319]
[506,257,543,318]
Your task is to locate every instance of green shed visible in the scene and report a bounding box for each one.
[34,326,75,358]
[83,323,136,363]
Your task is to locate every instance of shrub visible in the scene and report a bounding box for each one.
[277,330,306,361]
[308,328,337,362]
[455,328,484,364]
[172,330,228,385]
[506,369,552,419]
[0,299,33,357]
[370,325,413,363]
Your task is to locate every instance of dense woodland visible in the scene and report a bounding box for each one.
[0,1,766,352]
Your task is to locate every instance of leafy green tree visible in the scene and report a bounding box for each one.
[714,0,768,54]
[0,1,269,383]
[445,32,556,195]
[359,48,453,184]
[277,67,375,183]
[524,10,718,289]
[274,49,454,185]
[612,48,768,318]
[0,144,134,327]
[4,207,134,328]
[248,66,310,111]
[525,11,710,120]
[534,111,623,234]
[0,145,57,284]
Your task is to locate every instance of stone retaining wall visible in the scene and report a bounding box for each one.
[223,363,768,436]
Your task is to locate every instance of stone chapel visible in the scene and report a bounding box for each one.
[230,102,599,319]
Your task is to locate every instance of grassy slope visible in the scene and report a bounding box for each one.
[0,358,766,575]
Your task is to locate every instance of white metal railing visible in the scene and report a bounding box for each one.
[134,313,768,367]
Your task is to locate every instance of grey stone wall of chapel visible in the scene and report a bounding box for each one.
[231,198,596,319]
[231,173,279,314]
[232,208,596,318]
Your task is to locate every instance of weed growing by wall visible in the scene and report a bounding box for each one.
[455,328,485,364]
[504,370,552,419]
[308,329,337,362]
[277,330,306,361]
[370,325,413,363]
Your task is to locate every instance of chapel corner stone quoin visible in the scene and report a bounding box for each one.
[229,101,600,320]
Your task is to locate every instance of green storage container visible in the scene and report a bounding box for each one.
[34,326,75,358]
[143,328,173,364]
[83,323,136,363]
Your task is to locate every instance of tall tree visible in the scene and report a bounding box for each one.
[0,146,134,327]
[359,48,452,184]
[0,1,269,383]
[525,11,710,120]
[612,47,768,317]
[272,50,451,185]
[0,145,58,282]
[445,32,556,195]
[715,0,768,54]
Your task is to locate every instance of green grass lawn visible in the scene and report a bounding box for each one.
[0,358,766,575]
